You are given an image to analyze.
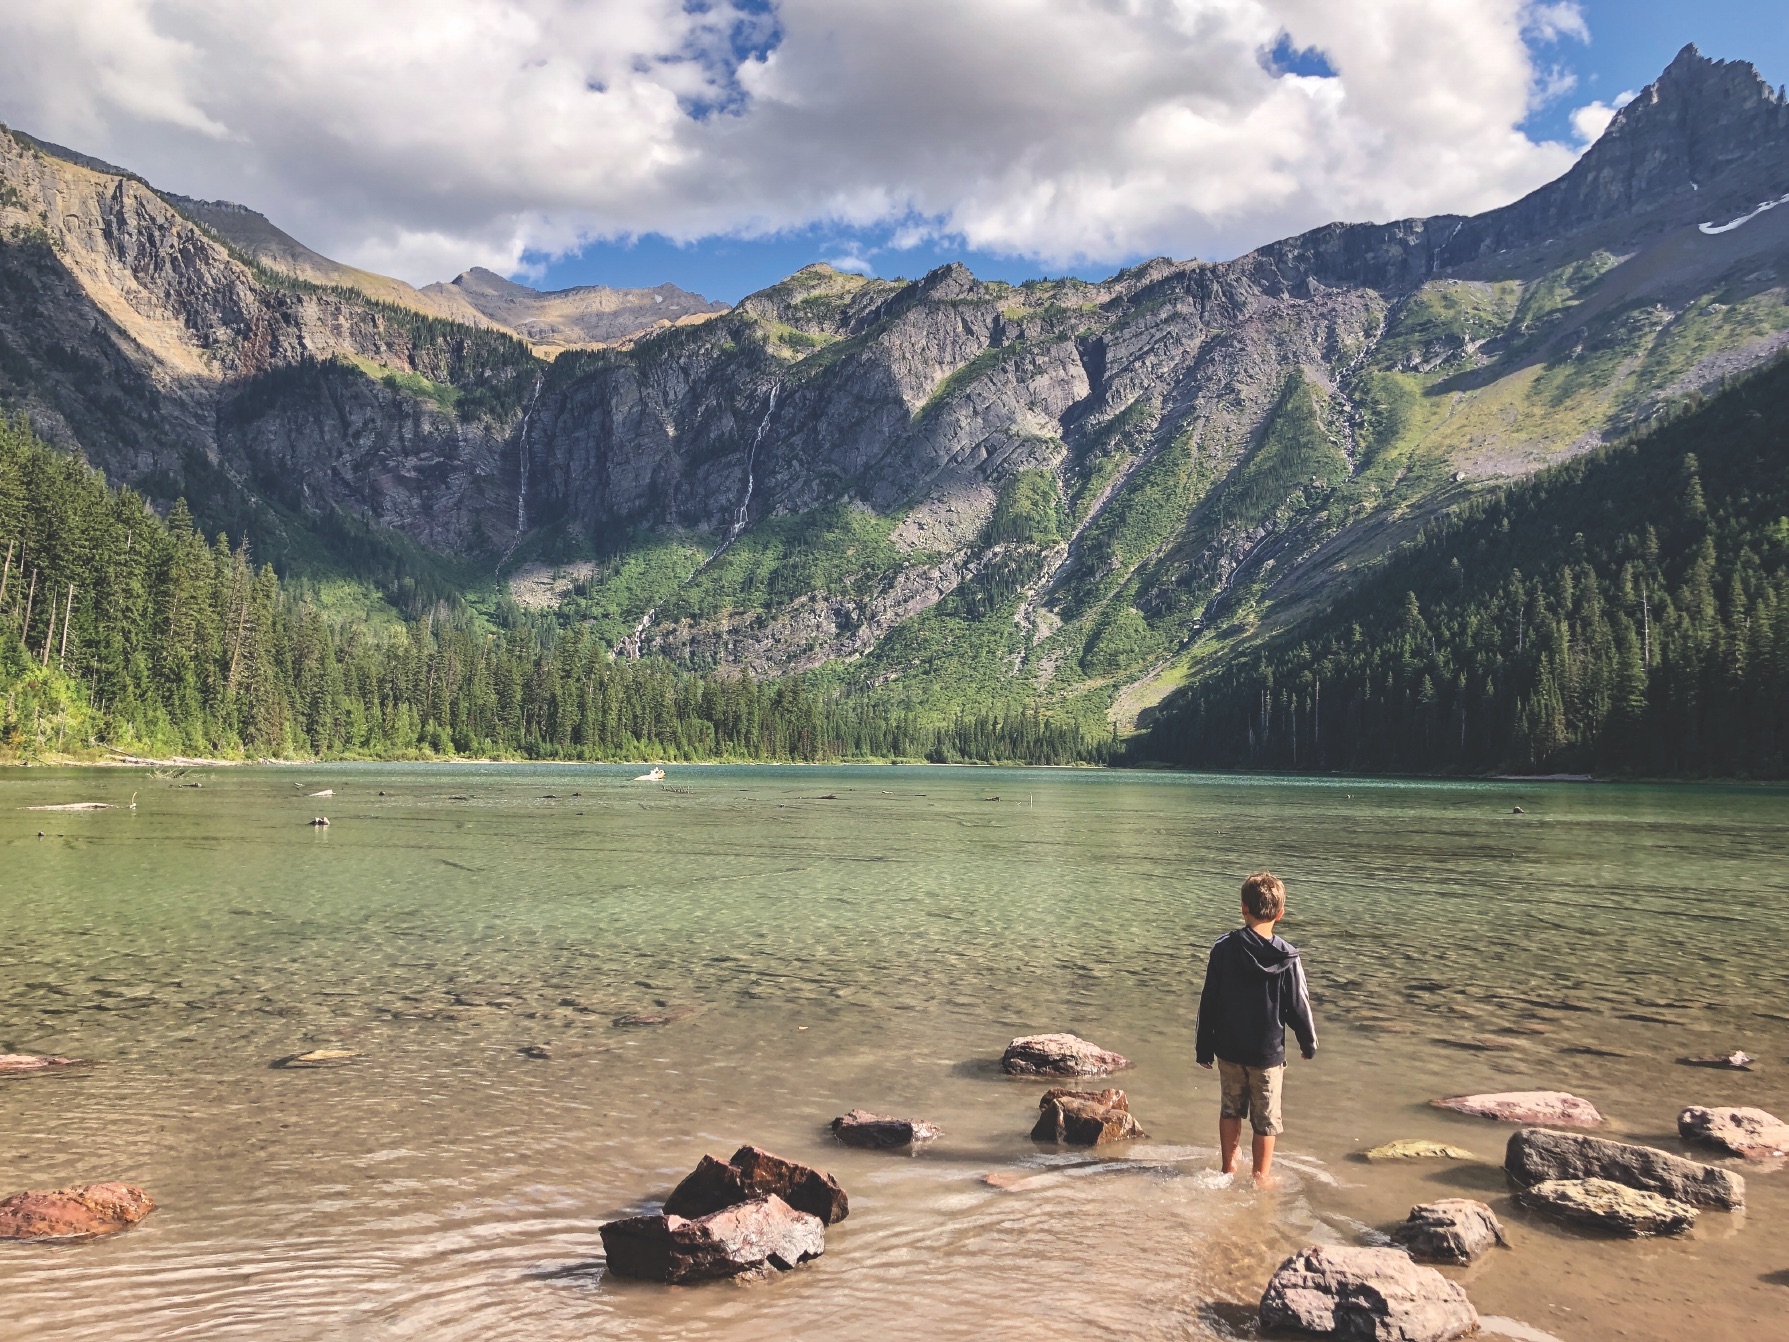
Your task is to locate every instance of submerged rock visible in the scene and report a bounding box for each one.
[830,1110,942,1148]
[0,1182,156,1241]
[599,1193,824,1283]
[1517,1178,1697,1236]
[1031,1088,1146,1145]
[1000,1033,1131,1077]
[1363,1140,1477,1162]
[1258,1244,1478,1341]
[1505,1127,1745,1210]
[1431,1091,1602,1126]
[0,1054,84,1076]
[272,1049,358,1069]
[663,1146,848,1225]
[1677,1105,1789,1160]
[1389,1199,1507,1264]
[612,1005,701,1027]
[1676,1050,1754,1070]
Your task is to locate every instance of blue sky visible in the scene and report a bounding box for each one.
[532,2,1788,303]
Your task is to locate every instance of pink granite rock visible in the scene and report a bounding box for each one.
[1677,1106,1789,1161]
[1431,1090,1602,1126]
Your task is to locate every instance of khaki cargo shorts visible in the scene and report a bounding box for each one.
[1217,1060,1284,1135]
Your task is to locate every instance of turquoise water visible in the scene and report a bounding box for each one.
[1,765,1785,1339]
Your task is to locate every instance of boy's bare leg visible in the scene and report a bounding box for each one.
[1252,1133,1276,1182]
[1219,1116,1243,1174]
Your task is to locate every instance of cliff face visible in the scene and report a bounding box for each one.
[2,47,1787,714]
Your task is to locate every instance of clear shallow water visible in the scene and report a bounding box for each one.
[1,764,1786,1340]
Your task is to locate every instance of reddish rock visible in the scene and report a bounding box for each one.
[600,1194,824,1283]
[1259,1245,1478,1341]
[1001,1033,1130,1077]
[1032,1088,1146,1145]
[0,1183,156,1241]
[663,1145,848,1225]
[1430,1090,1602,1126]
[830,1109,942,1149]
[1677,1105,1789,1160]
[0,1054,83,1076]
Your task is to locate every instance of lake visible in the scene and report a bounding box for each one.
[2,764,1785,1339]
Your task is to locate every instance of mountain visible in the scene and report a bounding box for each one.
[1140,350,1789,777]
[420,267,727,353]
[2,45,1787,735]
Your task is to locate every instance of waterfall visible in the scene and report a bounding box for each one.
[619,382,778,661]
[731,384,777,540]
[497,374,545,574]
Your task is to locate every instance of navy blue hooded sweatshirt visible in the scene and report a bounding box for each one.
[1195,927,1318,1068]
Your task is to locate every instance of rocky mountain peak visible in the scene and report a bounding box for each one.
[1435,45,1789,268]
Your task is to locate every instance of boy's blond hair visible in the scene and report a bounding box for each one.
[1241,871,1286,922]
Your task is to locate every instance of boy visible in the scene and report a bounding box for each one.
[1195,871,1317,1183]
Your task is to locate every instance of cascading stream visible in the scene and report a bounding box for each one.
[496,374,545,575]
[618,383,779,660]
[731,383,778,541]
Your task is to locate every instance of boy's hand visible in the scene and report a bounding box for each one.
[1198,1061,1213,1070]
[1301,1049,1315,1061]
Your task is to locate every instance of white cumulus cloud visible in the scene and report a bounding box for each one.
[1570,89,1639,145]
[0,0,1592,285]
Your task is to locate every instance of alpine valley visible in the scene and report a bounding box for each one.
[2,46,1788,769]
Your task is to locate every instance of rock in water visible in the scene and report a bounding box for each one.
[1431,1091,1602,1126]
[1677,1105,1789,1160]
[0,1183,157,1240]
[1504,1127,1745,1210]
[663,1146,849,1225]
[1676,1050,1754,1070]
[599,1194,825,1283]
[272,1049,358,1069]
[1000,1033,1131,1077]
[1389,1199,1507,1264]
[1362,1140,1477,1162]
[1517,1178,1697,1236]
[1031,1088,1147,1145]
[0,1054,84,1076]
[1258,1245,1478,1341]
[830,1110,942,1148]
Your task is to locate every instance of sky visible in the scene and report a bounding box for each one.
[0,2,1781,303]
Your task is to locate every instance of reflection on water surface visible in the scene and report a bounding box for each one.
[1,765,1785,1339]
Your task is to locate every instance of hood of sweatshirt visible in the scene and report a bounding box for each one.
[1231,927,1300,976]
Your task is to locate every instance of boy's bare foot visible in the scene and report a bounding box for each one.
[1251,1169,1280,1188]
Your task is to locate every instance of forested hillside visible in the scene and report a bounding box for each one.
[0,417,1109,765]
[1143,357,1789,777]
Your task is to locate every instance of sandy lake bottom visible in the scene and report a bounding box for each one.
[2,763,1785,1340]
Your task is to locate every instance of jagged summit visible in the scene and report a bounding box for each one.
[1437,45,1789,265]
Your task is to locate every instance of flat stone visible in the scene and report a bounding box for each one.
[1031,1088,1146,1145]
[599,1193,824,1283]
[1431,1091,1602,1126]
[1677,1106,1789,1160]
[663,1146,849,1225]
[1363,1140,1478,1162]
[830,1109,942,1148]
[0,1054,84,1076]
[1000,1032,1131,1077]
[0,1182,156,1240]
[272,1049,358,1068]
[1676,1051,1754,1070]
[1517,1178,1697,1236]
[1259,1244,1478,1341]
[1390,1199,1507,1264]
[1505,1127,1745,1210]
